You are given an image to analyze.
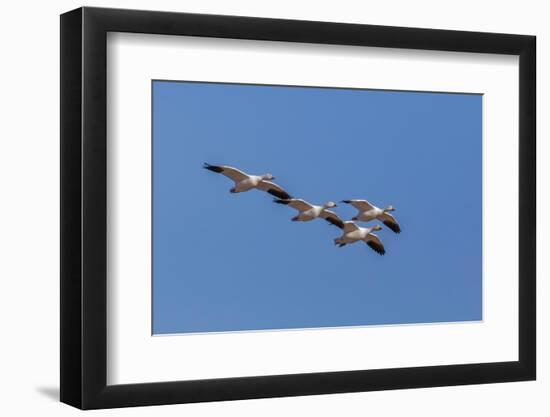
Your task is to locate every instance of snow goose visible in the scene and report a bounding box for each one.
[274,198,344,228]
[334,221,385,255]
[203,163,292,199]
[341,199,401,233]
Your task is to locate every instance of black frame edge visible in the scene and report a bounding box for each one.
[60,7,83,409]
[60,6,537,410]
[518,35,536,379]
[81,6,109,409]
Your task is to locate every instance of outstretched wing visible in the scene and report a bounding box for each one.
[379,213,401,234]
[320,210,345,228]
[365,234,385,255]
[257,180,292,199]
[342,221,360,233]
[273,198,313,212]
[342,199,375,212]
[203,163,249,182]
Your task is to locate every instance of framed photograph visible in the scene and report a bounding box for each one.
[60,6,536,409]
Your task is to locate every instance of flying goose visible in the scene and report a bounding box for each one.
[203,163,292,199]
[334,221,386,255]
[274,198,344,228]
[341,199,401,234]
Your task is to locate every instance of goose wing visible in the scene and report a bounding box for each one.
[365,233,385,255]
[257,180,292,199]
[342,199,375,212]
[273,198,313,212]
[203,163,249,182]
[379,212,401,234]
[320,210,345,228]
[342,221,360,233]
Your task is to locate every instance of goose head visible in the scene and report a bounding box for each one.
[384,205,395,212]
[372,224,383,231]
[262,173,275,180]
[324,201,337,209]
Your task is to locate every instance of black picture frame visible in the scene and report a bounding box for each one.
[60,6,536,410]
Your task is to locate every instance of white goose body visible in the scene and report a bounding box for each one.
[334,221,386,255]
[293,204,323,221]
[203,163,292,199]
[233,175,263,193]
[342,199,401,234]
[356,207,384,222]
[274,198,344,228]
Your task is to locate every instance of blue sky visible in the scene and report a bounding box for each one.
[152,80,482,335]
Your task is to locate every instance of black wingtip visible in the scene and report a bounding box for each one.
[341,200,352,204]
[203,163,224,173]
[383,220,401,234]
[273,198,291,205]
[267,189,292,200]
[325,217,344,229]
[367,241,385,255]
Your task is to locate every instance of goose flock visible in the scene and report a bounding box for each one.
[203,163,401,255]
